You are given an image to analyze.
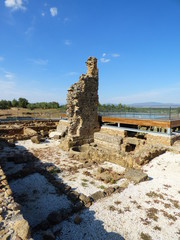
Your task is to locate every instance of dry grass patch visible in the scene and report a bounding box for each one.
[163,203,171,209]
[140,218,151,226]
[146,207,158,221]
[114,201,121,205]
[146,191,164,200]
[140,232,152,240]
[169,199,179,209]
[154,225,161,231]
[81,182,88,187]
[160,210,177,221]
[108,205,117,211]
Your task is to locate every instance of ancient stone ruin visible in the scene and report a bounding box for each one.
[62,57,100,149]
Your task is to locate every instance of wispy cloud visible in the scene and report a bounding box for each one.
[0,68,15,80]
[0,56,4,62]
[100,53,110,63]
[111,53,120,58]
[28,58,48,65]
[100,57,110,63]
[25,26,34,38]
[4,0,27,11]
[41,12,45,17]
[64,40,72,46]
[100,52,120,63]
[50,7,58,17]
[25,16,36,38]
[5,71,14,80]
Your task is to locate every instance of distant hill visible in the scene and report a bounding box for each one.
[127,102,180,108]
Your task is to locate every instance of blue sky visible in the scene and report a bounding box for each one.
[0,0,180,104]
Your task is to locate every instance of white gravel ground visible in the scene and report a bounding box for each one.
[10,173,71,228]
[58,152,180,240]
[10,140,180,240]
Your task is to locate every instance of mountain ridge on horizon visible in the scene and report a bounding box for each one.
[127,102,180,108]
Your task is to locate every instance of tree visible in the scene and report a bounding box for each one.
[18,98,29,108]
[0,100,9,109]
[11,99,18,107]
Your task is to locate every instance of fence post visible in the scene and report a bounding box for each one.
[169,107,171,120]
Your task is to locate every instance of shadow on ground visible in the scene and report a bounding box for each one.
[0,140,124,240]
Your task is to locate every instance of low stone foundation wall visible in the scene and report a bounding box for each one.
[100,126,126,137]
[0,165,31,239]
[94,132,122,152]
[57,119,69,134]
[146,133,180,146]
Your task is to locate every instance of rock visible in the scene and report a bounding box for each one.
[74,215,82,224]
[104,187,115,196]
[23,127,37,137]
[96,171,112,183]
[91,191,105,202]
[67,191,79,203]
[61,208,72,219]
[42,230,55,240]
[97,167,104,173]
[79,194,91,205]
[31,135,41,144]
[72,201,84,212]
[49,131,61,139]
[47,211,62,224]
[36,220,50,231]
[13,218,31,240]
[54,135,61,140]
[40,130,49,137]
[120,180,129,188]
[8,202,21,211]
[124,169,148,184]
[5,189,12,197]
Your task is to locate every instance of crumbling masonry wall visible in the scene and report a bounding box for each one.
[65,57,100,147]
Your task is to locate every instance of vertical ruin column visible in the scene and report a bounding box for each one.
[66,57,100,147]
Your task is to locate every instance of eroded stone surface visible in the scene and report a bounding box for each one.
[61,57,100,149]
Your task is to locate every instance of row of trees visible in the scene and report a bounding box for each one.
[0,98,29,109]
[0,98,61,110]
[98,103,134,112]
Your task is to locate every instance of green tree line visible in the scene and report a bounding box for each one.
[98,103,134,112]
[0,98,62,110]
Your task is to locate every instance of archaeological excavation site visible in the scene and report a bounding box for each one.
[0,57,180,240]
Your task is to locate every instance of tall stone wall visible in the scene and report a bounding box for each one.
[65,57,100,147]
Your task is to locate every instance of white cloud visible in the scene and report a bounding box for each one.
[28,58,48,65]
[41,12,45,17]
[5,71,14,80]
[4,0,26,11]
[50,7,58,17]
[64,40,72,46]
[0,68,15,80]
[102,53,106,57]
[111,53,120,58]
[100,57,110,63]
[0,56,4,62]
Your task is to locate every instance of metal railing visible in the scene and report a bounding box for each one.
[0,107,180,122]
[98,107,180,120]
